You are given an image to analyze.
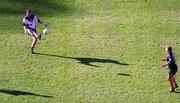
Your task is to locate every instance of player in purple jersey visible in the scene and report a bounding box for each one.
[161,45,178,92]
[23,9,47,54]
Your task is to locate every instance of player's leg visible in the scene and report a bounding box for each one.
[172,76,178,88]
[27,29,41,40]
[172,72,178,88]
[168,74,175,92]
[174,77,178,88]
[26,29,42,54]
[30,36,37,54]
[170,65,178,88]
[174,65,178,88]
[32,31,42,40]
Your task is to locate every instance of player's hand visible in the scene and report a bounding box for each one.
[42,21,47,27]
[161,64,166,68]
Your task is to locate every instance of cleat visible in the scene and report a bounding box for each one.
[169,88,175,92]
[30,49,34,54]
[175,84,178,88]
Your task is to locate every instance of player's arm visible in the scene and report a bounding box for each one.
[22,18,27,27]
[161,61,170,68]
[161,55,172,68]
[22,18,28,34]
[37,17,47,27]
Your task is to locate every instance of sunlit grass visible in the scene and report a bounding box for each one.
[0,0,180,103]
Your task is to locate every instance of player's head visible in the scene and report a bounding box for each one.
[165,45,172,53]
[25,9,32,16]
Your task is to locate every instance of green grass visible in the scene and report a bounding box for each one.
[0,0,180,103]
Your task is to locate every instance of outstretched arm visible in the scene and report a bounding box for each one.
[38,18,47,27]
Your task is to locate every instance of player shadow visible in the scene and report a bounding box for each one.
[173,89,180,93]
[34,52,129,67]
[174,91,180,93]
[117,73,131,76]
[0,89,53,98]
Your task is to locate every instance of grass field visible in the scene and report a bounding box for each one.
[0,0,180,103]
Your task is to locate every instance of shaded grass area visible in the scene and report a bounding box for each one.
[0,0,77,16]
[0,0,79,34]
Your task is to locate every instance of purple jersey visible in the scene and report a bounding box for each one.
[167,52,177,70]
[167,52,176,64]
[166,52,178,75]
[23,15,39,30]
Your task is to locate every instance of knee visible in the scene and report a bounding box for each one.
[32,37,37,42]
[168,75,172,81]
[168,77,171,81]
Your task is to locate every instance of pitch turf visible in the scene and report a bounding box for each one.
[0,0,180,103]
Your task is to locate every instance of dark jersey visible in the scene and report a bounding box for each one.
[167,52,177,71]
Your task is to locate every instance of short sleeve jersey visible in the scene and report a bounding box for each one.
[23,15,39,29]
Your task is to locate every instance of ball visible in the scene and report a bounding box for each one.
[43,28,48,35]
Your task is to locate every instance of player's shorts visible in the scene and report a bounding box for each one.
[27,28,36,33]
[168,64,178,75]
